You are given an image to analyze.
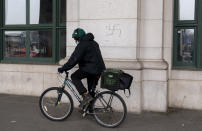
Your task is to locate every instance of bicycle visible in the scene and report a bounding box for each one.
[39,71,127,128]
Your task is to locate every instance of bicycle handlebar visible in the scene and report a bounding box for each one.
[58,71,69,77]
[65,71,69,77]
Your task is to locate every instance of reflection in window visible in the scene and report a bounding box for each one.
[177,29,194,63]
[179,0,195,20]
[30,31,52,58]
[30,0,52,24]
[61,0,66,24]
[5,31,26,57]
[60,30,66,59]
[5,0,26,25]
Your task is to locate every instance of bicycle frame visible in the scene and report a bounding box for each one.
[58,72,113,107]
[58,72,82,103]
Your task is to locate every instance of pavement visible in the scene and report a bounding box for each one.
[1,94,202,131]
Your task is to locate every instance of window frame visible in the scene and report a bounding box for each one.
[173,0,202,69]
[0,0,66,64]
[174,0,198,25]
[0,0,3,61]
[56,0,66,62]
[58,0,66,27]
[173,27,197,68]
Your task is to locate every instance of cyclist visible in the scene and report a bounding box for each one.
[58,28,106,108]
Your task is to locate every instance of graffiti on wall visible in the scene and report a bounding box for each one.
[104,24,122,43]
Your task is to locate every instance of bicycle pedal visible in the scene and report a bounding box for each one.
[86,110,93,115]
[82,112,87,118]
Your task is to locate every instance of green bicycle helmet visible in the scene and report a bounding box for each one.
[72,28,86,40]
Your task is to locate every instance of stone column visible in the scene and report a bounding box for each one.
[66,0,80,56]
[138,0,168,112]
[65,0,168,113]
[74,0,142,113]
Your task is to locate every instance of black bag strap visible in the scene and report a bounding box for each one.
[124,88,131,98]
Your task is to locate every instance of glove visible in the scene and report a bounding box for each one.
[58,67,64,73]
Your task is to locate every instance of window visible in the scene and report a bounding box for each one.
[0,0,66,64]
[178,0,195,20]
[173,0,202,68]
[5,0,26,25]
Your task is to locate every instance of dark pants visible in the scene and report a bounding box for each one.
[71,69,100,97]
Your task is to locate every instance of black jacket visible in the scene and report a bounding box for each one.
[62,33,106,75]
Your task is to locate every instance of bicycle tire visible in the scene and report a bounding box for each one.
[39,87,74,121]
[92,91,127,128]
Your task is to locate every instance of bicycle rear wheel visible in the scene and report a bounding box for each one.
[39,87,73,121]
[92,91,127,128]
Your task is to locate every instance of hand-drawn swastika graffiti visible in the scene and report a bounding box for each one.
[105,24,122,37]
[104,24,122,43]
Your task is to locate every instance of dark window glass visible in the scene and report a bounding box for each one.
[60,30,66,58]
[61,0,66,24]
[30,31,52,58]
[177,29,194,63]
[5,31,26,57]
[5,0,26,25]
[30,0,53,24]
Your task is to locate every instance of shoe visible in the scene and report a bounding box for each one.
[88,101,94,113]
[79,94,93,108]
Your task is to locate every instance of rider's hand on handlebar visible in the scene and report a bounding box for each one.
[58,67,64,73]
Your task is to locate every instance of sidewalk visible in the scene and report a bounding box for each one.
[1,94,202,131]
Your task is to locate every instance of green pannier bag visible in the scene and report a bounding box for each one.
[101,69,122,91]
[101,68,133,95]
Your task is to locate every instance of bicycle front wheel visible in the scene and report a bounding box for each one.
[39,87,73,121]
[92,91,127,128]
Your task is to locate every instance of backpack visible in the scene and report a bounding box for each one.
[101,69,133,96]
